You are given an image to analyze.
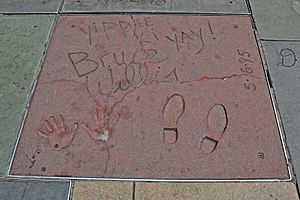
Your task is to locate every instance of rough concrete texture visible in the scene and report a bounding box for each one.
[72,181,133,200]
[0,16,55,176]
[262,41,300,191]
[135,182,299,200]
[62,0,249,14]
[10,15,288,179]
[0,179,70,200]
[249,0,300,40]
[0,0,63,13]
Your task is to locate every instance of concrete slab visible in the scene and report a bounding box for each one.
[72,181,133,200]
[10,15,288,179]
[0,0,63,13]
[135,182,299,200]
[0,16,55,176]
[249,0,300,40]
[62,0,249,14]
[0,179,70,200]
[262,41,300,190]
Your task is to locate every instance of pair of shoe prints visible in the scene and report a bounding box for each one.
[9,15,288,179]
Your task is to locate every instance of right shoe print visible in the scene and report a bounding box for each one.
[200,104,228,154]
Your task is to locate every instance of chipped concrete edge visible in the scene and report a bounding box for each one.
[6,15,59,177]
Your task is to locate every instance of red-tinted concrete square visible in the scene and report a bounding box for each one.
[10,15,289,179]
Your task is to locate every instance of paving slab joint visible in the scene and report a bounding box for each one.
[58,0,66,14]
[296,183,300,198]
[57,11,251,16]
[0,13,58,16]
[254,29,293,181]
[265,70,274,89]
[68,181,75,200]
[245,0,253,15]
[132,182,136,200]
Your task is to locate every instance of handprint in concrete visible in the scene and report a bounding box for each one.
[37,115,78,151]
[80,104,120,142]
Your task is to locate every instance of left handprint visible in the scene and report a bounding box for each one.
[37,115,78,151]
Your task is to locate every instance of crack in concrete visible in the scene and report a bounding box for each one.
[180,73,264,84]
[40,72,265,114]
[102,142,110,176]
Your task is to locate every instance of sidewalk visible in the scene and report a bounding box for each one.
[0,0,300,199]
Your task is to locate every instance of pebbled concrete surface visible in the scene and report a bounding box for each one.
[72,181,133,200]
[62,0,249,14]
[135,182,300,200]
[0,16,55,176]
[249,0,300,40]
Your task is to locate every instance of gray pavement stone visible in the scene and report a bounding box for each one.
[0,16,55,176]
[249,0,300,40]
[0,179,70,200]
[0,0,63,13]
[62,0,249,14]
[262,41,300,190]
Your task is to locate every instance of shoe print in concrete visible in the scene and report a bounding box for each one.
[62,0,249,14]
[200,104,228,154]
[10,15,288,179]
[162,94,185,144]
[0,16,55,176]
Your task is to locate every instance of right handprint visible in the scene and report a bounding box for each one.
[80,104,120,142]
